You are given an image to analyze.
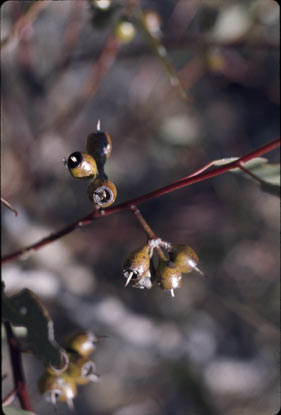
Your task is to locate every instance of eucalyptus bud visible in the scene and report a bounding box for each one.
[123,244,151,287]
[156,260,182,297]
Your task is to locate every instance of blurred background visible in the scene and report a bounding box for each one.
[1,0,280,414]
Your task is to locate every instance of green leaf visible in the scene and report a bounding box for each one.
[212,157,239,166]
[2,288,63,368]
[230,157,280,197]
[2,407,36,415]
[260,181,280,197]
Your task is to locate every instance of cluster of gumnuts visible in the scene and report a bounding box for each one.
[123,239,204,297]
[65,121,117,208]
[38,331,101,409]
[90,0,162,43]
[65,126,204,296]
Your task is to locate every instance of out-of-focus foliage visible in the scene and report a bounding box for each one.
[1,0,279,414]
[231,157,281,197]
[3,408,35,415]
[2,288,63,368]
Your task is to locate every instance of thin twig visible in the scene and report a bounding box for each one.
[130,205,157,240]
[1,1,51,50]
[238,162,266,185]
[2,138,280,265]
[45,1,84,87]
[61,0,84,54]
[47,34,120,133]
[130,205,167,261]
[135,8,190,101]
[58,37,279,69]
[4,321,33,411]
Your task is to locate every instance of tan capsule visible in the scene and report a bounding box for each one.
[171,244,203,275]
[86,131,112,170]
[38,372,77,403]
[65,354,99,385]
[67,152,97,180]
[156,260,182,292]
[65,331,97,356]
[88,178,117,207]
[123,244,151,286]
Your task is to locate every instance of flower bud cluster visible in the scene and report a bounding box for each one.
[38,331,101,408]
[65,124,117,208]
[123,241,204,297]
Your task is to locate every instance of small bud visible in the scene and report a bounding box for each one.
[65,354,99,385]
[65,331,98,356]
[156,260,182,296]
[66,152,97,180]
[38,372,77,404]
[170,244,204,275]
[86,131,112,171]
[123,244,151,286]
[88,178,117,208]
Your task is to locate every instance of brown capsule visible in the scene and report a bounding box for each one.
[46,350,70,375]
[156,260,182,297]
[170,244,203,275]
[88,178,117,207]
[86,131,112,170]
[67,151,97,180]
[38,372,77,403]
[65,354,99,385]
[65,331,98,356]
[123,244,151,287]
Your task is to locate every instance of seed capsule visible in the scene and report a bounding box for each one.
[86,131,112,171]
[67,152,97,180]
[65,331,98,356]
[46,350,69,375]
[38,372,77,404]
[156,260,182,297]
[170,244,204,275]
[123,244,151,287]
[88,178,117,207]
[65,354,99,385]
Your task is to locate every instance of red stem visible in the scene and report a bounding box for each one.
[130,205,157,240]
[2,137,280,264]
[4,321,33,411]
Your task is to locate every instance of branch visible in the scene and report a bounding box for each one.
[1,1,51,50]
[4,321,33,411]
[130,205,167,261]
[2,138,280,264]
[44,33,120,133]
